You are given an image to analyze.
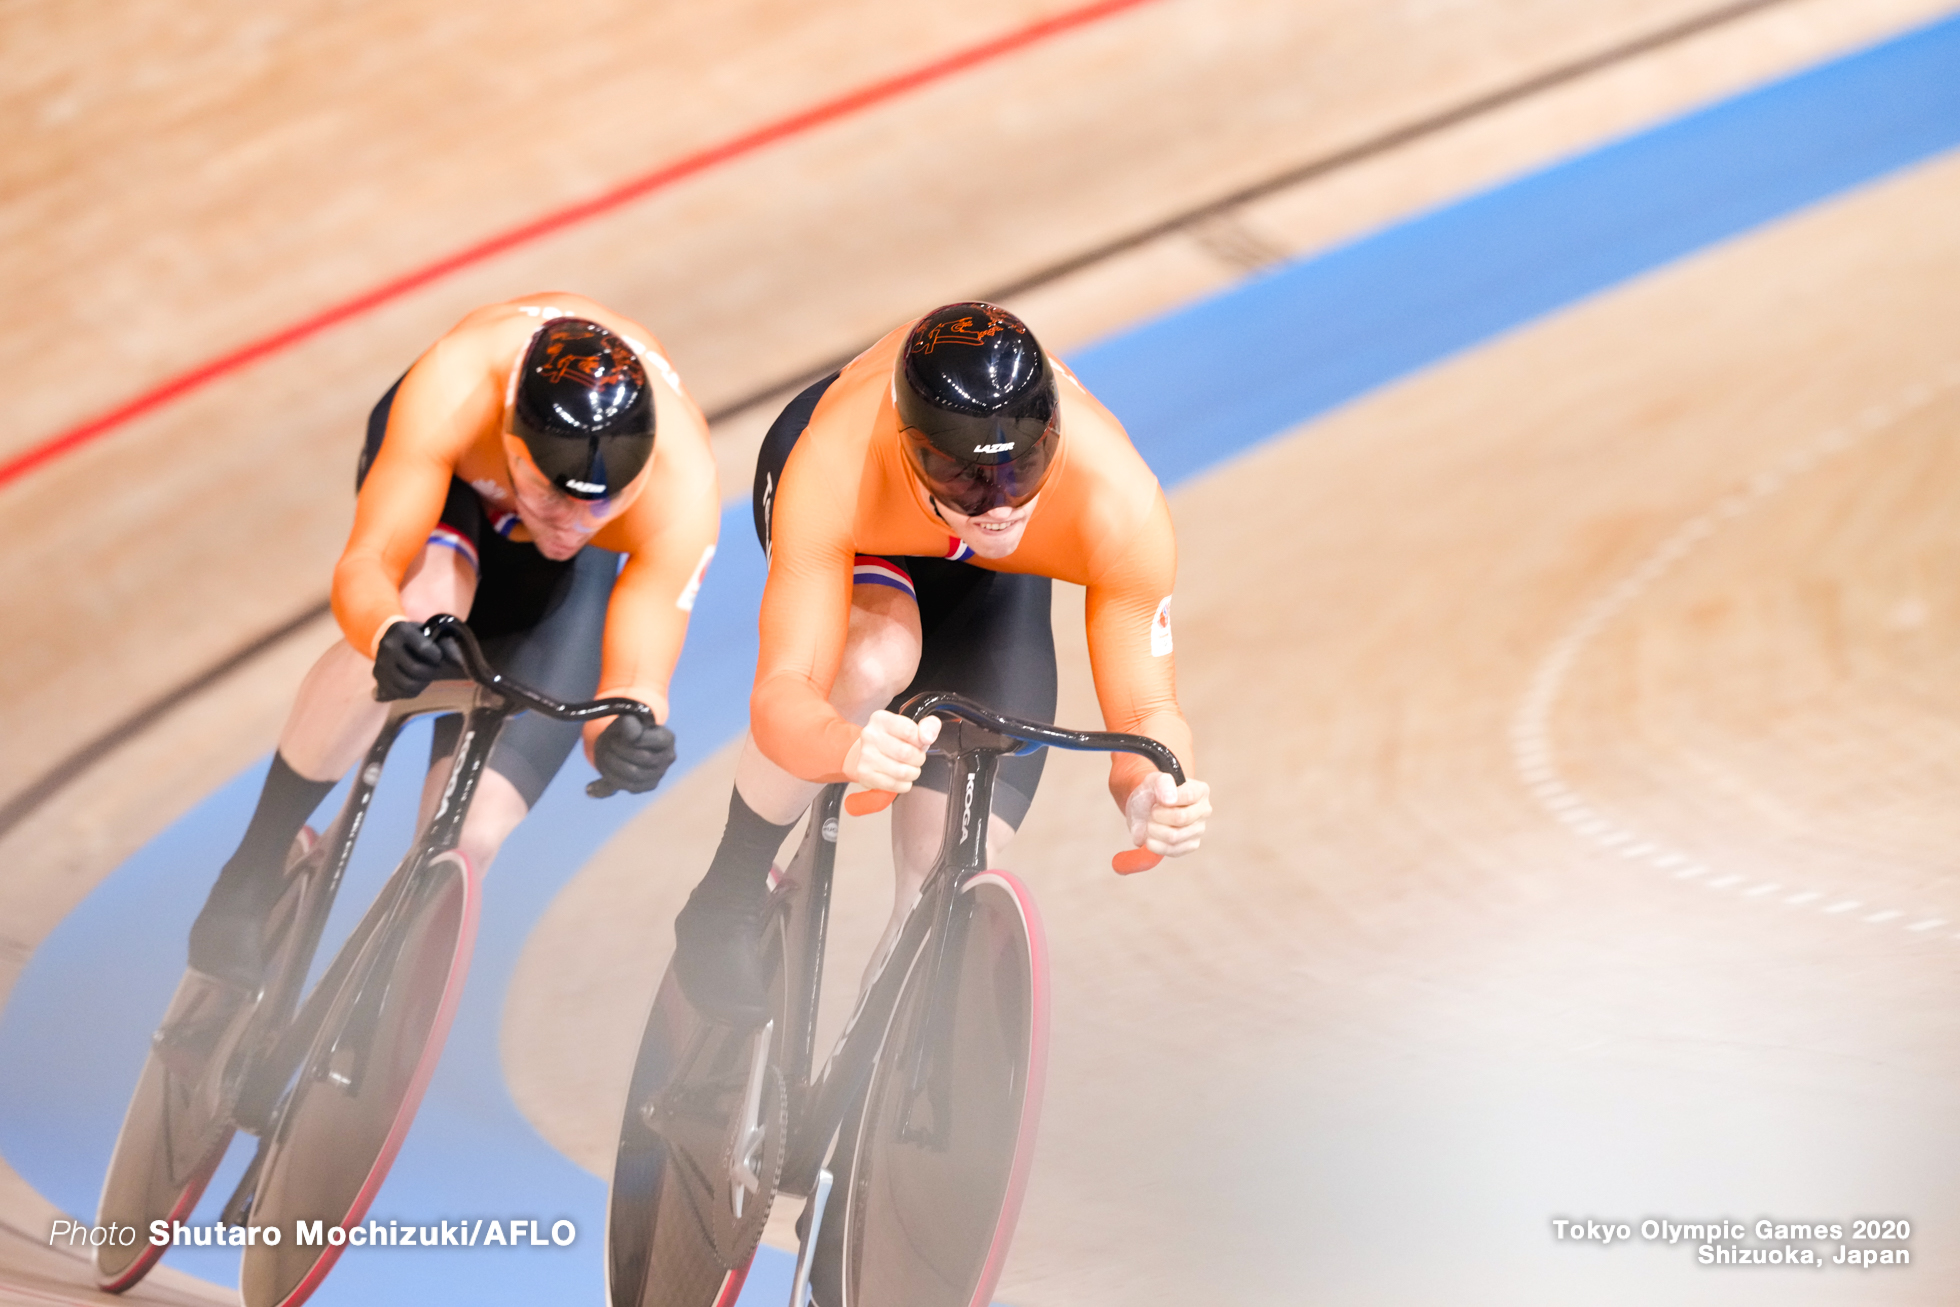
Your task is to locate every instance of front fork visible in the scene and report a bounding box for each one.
[781,745,1003,1191]
[893,746,995,1147]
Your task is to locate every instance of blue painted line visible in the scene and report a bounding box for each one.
[0,518,769,1300]
[1087,10,1960,487]
[4,11,1959,1304]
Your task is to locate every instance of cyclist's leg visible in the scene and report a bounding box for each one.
[674,373,926,1019]
[189,383,481,985]
[673,577,921,1019]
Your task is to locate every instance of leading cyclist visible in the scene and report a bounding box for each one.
[672,301,1210,1022]
[188,293,720,988]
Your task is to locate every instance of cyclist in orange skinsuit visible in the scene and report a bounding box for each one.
[672,301,1211,1021]
[189,293,719,986]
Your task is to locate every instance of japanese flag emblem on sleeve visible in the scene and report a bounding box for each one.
[1151,595,1173,657]
[676,544,716,611]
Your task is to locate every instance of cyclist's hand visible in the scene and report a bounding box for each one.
[844,709,942,793]
[373,619,448,701]
[1125,772,1211,857]
[593,715,677,794]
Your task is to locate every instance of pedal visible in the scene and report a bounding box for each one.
[728,1020,774,1220]
[151,1018,221,1081]
[150,977,252,1082]
[786,1167,833,1307]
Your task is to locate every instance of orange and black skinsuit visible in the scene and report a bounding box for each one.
[190,295,717,987]
[340,295,720,802]
[751,320,1193,821]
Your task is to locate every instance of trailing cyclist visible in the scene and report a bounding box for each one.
[672,300,1211,1023]
[188,293,720,988]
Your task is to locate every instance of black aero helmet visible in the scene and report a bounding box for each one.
[894,302,1059,516]
[508,317,655,500]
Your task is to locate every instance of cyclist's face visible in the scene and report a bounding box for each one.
[934,494,1041,560]
[501,435,643,560]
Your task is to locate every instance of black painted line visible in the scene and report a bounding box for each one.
[0,0,1805,838]
[701,0,1803,422]
[0,601,333,839]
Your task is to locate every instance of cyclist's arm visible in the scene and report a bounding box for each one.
[582,420,721,748]
[749,473,864,782]
[1084,489,1196,808]
[331,346,494,654]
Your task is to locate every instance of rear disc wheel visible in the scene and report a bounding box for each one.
[239,851,478,1307]
[94,828,321,1293]
[93,971,247,1291]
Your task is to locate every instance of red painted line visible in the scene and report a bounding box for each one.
[0,0,1161,491]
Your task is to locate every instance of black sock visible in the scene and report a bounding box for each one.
[209,753,336,903]
[690,789,798,909]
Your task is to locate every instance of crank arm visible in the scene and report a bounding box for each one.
[728,1020,774,1219]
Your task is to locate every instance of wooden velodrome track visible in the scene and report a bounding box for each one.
[4,0,1959,1302]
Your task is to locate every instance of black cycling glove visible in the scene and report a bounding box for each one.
[593,714,677,794]
[372,620,448,701]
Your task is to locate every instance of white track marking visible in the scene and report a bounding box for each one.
[1509,369,1960,941]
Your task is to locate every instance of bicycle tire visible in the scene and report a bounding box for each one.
[606,909,792,1307]
[838,871,1049,1307]
[94,827,324,1293]
[239,850,480,1307]
[92,969,245,1291]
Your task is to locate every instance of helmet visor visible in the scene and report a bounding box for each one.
[900,421,1058,516]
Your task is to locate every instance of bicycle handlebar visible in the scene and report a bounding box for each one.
[841,692,1186,874]
[419,615,655,798]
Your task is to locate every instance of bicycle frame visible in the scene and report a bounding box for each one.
[208,615,650,1219]
[604,691,1181,1307]
[772,693,1184,1196]
[226,682,485,1127]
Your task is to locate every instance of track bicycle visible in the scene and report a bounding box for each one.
[94,614,652,1307]
[606,692,1182,1307]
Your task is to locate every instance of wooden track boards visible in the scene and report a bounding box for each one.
[5,0,1959,1301]
[517,142,1960,1305]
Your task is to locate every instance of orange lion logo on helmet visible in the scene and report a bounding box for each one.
[908,305,1025,355]
[536,326,636,389]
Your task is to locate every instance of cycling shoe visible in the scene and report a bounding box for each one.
[187,827,316,989]
[671,878,771,1027]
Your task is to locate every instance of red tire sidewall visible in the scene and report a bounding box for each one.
[265,851,481,1307]
[959,870,1049,1307]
